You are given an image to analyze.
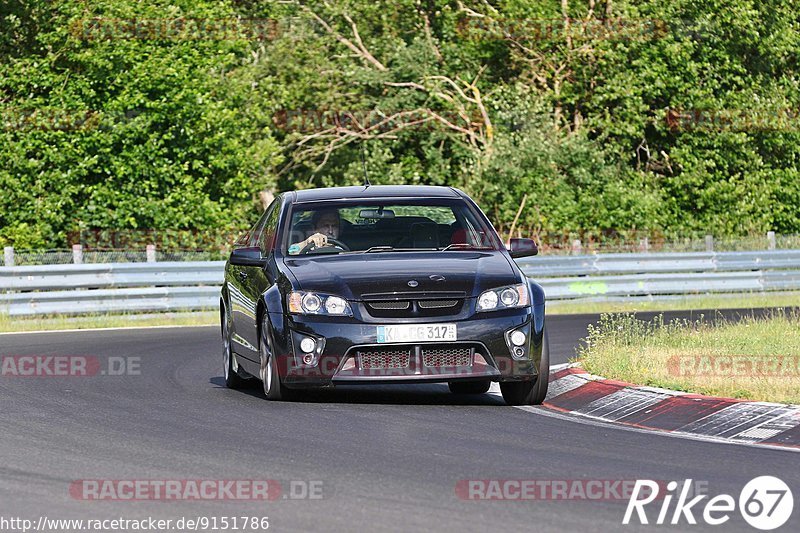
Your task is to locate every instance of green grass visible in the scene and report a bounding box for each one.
[547,292,800,315]
[0,311,218,333]
[577,309,800,404]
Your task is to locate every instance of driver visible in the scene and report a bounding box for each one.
[288,209,342,255]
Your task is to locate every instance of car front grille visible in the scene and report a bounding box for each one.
[417,299,459,309]
[357,348,411,369]
[422,346,473,367]
[367,301,411,310]
[351,344,478,370]
[362,292,466,318]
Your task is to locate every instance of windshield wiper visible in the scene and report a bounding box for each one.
[440,243,491,251]
[360,246,439,253]
[362,246,396,253]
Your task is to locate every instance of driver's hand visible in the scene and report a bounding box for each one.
[306,233,328,249]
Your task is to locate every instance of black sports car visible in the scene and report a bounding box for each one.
[220,185,548,405]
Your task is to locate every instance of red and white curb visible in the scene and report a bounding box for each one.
[491,363,800,451]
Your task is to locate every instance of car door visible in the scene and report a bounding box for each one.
[229,204,273,361]
[232,197,281,362]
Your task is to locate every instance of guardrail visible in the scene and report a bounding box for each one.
[518,250,800,299]
[0,262,223,316]
[1,250,799,316]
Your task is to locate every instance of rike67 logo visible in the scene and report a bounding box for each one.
[624,477,794,530]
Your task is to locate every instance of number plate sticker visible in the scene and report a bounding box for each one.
[376,324,457,343]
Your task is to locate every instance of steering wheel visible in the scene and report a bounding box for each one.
[300,237,351,254]
[325,238,350,251]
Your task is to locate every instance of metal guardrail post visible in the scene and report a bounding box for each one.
[571,239,582,255]
[768,231,776,250]
[3,246,14,267]
[146,244,157,263]
[705,235,714,252]
[72,244,83,265]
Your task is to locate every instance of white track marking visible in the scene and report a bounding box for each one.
[578,388,669,421]
[491,366,800,452]
[517,404,800,454]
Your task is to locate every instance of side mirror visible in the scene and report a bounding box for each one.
[229,246,268,267]
[508,238,538,259]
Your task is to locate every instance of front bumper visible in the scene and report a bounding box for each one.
[274,307,544,388]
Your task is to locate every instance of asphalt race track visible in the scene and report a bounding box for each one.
[1,309,797,532]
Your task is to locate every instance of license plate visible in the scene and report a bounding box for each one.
[376,324,457,343]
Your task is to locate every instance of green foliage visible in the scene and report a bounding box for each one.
[1,0,799,248]
[0,0,281,247]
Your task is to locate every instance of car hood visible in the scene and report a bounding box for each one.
[283,252,519,300]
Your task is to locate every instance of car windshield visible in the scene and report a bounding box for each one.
[283,200,499,255]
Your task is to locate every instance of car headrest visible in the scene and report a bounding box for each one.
[410,222,439,248]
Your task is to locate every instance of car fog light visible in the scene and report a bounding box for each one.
[513,347,525,358]
[341,357,357,371]
[510,330,526,346]
[302,353,316,365]
[300,337,316,353]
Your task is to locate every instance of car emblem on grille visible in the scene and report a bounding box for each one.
[429,274,446,282]
[407,280,419,287]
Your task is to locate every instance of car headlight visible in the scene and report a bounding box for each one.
[288,291,353,316]
[476,283,529,312]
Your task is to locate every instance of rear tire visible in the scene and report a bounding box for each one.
[259,316,294,401]
[500,327,550,406]
[448,380,491,395]
[222,304,247,389]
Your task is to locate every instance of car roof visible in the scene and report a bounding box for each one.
[290,185,462,204]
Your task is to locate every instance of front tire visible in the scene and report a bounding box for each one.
[500,327,550,406]
[259,316,294,401]
[448,380,491,394]
[222,304,247,389]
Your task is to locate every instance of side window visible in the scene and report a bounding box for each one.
[244,204,273,248]
[258,198,281,254]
